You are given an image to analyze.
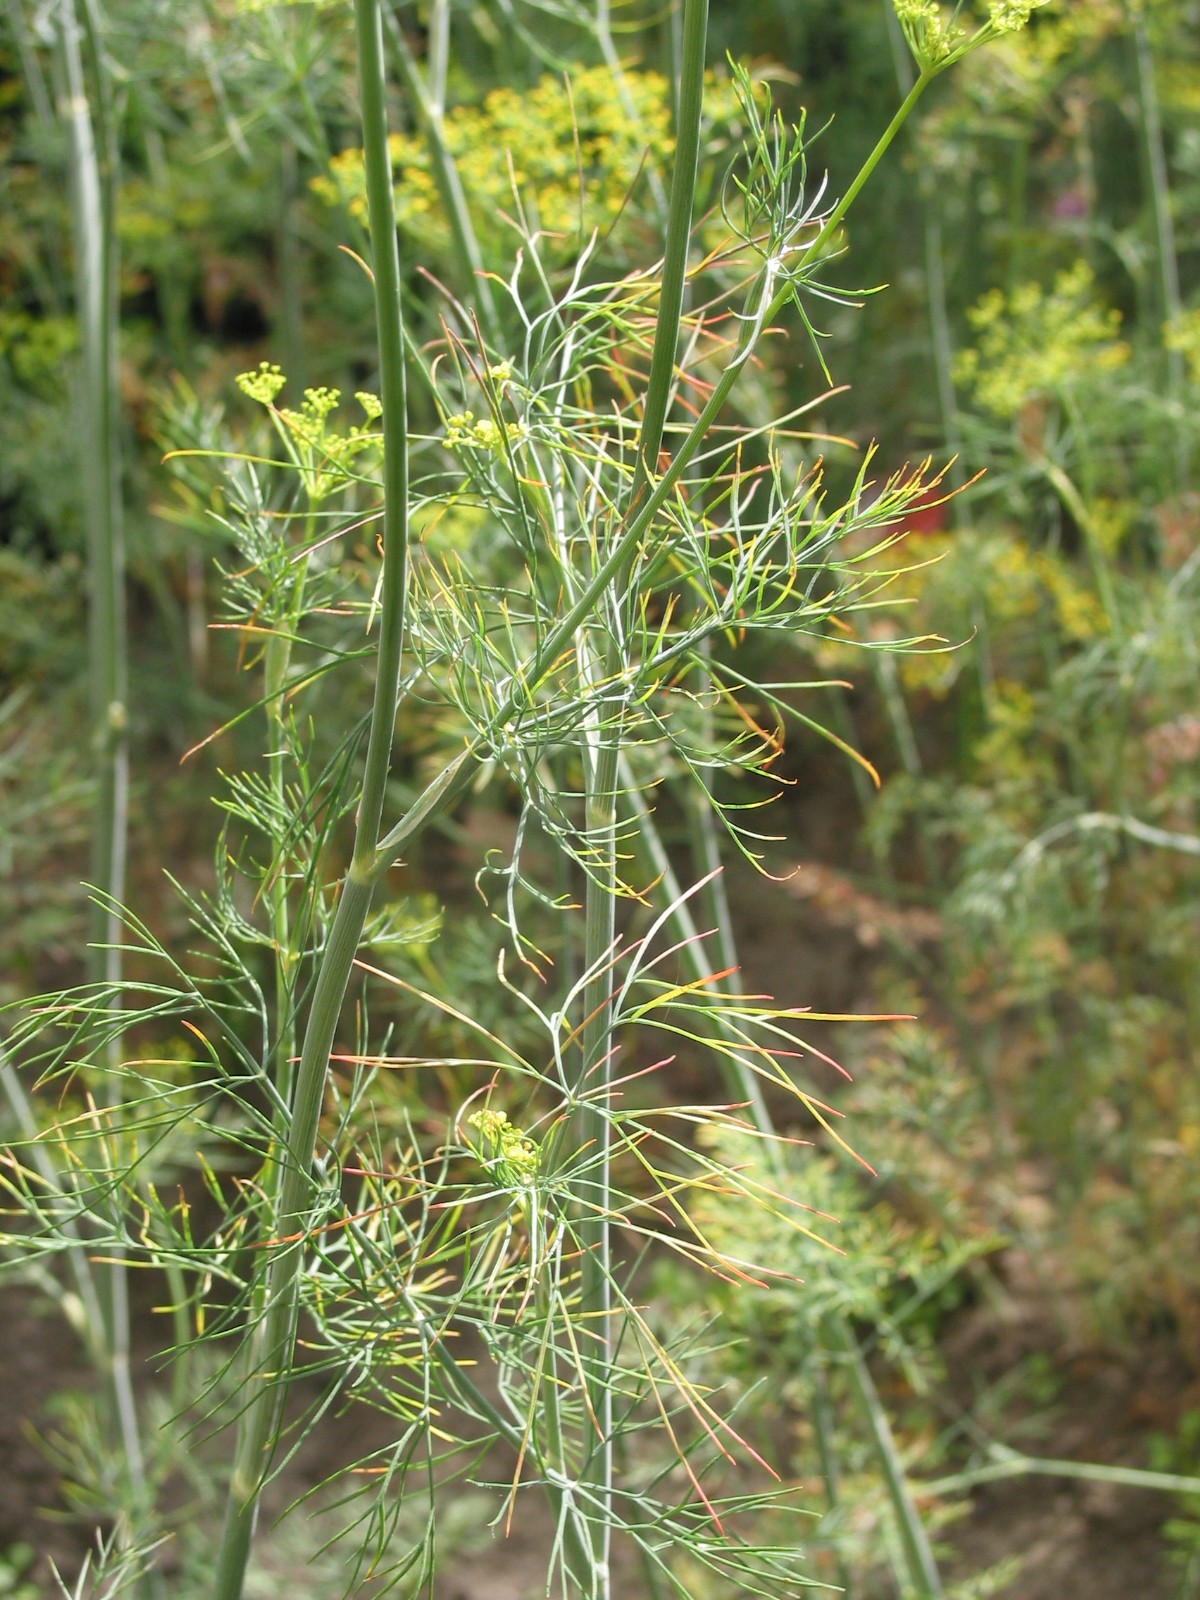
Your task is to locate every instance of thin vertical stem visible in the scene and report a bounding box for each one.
[811,1364,854,1595]
[59,0,151,1568]
[1132,4,1187,488]
[575,741,618,1598]
[278,142,307,394]
[626,777,946,1599]
[68,0,128,983]
[384,8,501,345]
[881,0,993,725]
[823,1313,944,1598]
[211,2,411,1593]
[264,622,298,1105]
[568,9,714,1587]
[0,1041,105,1350]
[631,0,709,497]
[594,0,668,224]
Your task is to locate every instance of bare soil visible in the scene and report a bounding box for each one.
[1,1264,1185,1599]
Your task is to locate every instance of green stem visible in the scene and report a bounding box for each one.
[1132,5,1187,487]
[0,1042,106,1352]
[384,8,501,346]
[633,0,708,495]
[373,65,934,880]
[811,1364,854,1595]
[278,143,307,394]
[67,0,127,983]
[264,619,297,1106]
[883,0,993,732]
[1039,456,1122,640]
[626,779,945,1598]
[800,69,933,274]
[922,1451,1200,1499]
[824,1312,944,1599]
[211,2,411,1593]
[595,0,668,225]
[574,739,618,1600]
[562,14,716,1580]
[60,0,153,1573]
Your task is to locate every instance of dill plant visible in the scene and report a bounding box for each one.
[0,3,1054,1598]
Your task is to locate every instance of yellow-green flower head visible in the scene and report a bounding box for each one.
[300,386,340,425]
[236,360,286,406]
[467,1108,541,1186]
[954,263,1129,418]
[893,0,1045,73]
[892,0,964,67]
[988,0,1037,29]
[443,409,524,456]
[311,65,742,269]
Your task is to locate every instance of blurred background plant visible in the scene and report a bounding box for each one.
[2,0,1200,1597]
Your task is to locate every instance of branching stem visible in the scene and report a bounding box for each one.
[211,2,410,1593]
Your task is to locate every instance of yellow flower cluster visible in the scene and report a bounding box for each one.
[442,410,523,455]
[955,263,1130,419]
[893,530,1106,696]
[892,0,1047,73]
[236,360,286,406]
[314,66,741,265]
[987,0,1037,29]
[892,0,966,66]
[234,365,382,502]
[1165,309,1200,386]
[467,1108,540,1186]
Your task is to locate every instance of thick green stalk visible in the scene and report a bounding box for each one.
[211,3,410,1594]
[211,878,374,1600]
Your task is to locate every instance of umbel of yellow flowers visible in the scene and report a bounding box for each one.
[892,0,1047,74]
